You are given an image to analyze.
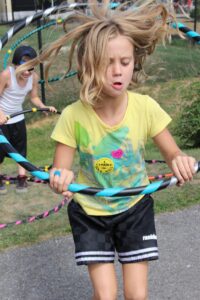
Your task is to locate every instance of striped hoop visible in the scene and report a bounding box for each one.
[0,128,199,197]
[172,22,200,44]
[0,4,78,50]
[0,2,119,50]
[0,198,68,230]
[0,108,65,230]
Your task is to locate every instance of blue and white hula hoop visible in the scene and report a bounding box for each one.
[0,2,119,51]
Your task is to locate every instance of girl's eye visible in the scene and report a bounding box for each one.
[121,60,131,66]
[122,62,129,66]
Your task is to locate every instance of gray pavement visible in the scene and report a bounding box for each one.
[0,205,200,300]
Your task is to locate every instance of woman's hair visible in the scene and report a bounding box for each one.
[17,0,175,106]
[12,45,37,65]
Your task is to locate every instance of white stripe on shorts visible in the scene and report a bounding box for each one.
[118,247,158,256]
[118,247,158,263]
[75,250,115,263]
[75,251,115,257]
[76,256,115,263]
[119,252,159,263]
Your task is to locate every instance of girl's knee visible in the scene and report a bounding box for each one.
[89,263,117,300]
[93,288,117,300]
[124,289,148,300]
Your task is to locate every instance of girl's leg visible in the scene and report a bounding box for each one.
[122,261,148,300]
[16,165,28,192]
[0,164,7,194]
[18,164,26,176]
[88,263,118,300]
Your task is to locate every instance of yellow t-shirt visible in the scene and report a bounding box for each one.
[51,91,171,216]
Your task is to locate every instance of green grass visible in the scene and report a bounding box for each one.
[145,38,200,83]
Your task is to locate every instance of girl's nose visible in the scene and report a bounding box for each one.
[24,70,31,75]
[112,63,122,76]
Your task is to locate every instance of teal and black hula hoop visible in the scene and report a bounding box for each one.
[1,108,59,183]
[172,22,200,44]
[0,108,64,230]
[0,128,199,197]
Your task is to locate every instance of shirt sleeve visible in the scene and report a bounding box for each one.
[146,96,172,138]
[51,105,77,148]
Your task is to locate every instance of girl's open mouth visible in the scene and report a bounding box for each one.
[112,82,123,90]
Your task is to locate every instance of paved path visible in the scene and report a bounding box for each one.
[0,205,200,300]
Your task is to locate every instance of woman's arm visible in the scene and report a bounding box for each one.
[30,73,56,112]
[0,70,10,125]
[153,128,196,186]
[50,142,76,197]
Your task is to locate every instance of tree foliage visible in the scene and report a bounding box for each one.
[174,81,200,148]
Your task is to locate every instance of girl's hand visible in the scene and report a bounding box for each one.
[0,110,8,125]
[42,106,57,116]
[47,106,57,113]
[171,154,196,186]
[49,167,74,198]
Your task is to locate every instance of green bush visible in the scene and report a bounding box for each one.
[174,81,200,148]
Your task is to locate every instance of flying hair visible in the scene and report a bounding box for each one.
[17,0,176,106]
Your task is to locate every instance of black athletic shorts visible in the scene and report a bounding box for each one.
[68,195,159,265]
[0,119,27,163]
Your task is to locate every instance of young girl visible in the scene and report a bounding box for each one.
[18,1,196,299]
[0,45,57,194]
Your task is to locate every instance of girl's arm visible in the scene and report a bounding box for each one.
[0,70,9,95]
[50,142,76,198]
[30,73,56,112]
[153,128,196,186]
[0,70,10,125]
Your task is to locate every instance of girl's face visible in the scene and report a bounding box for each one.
[103,35,134,98]
[16,56,34,80]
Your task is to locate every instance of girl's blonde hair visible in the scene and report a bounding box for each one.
[17,0,174,106]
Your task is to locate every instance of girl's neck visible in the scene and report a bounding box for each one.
[16,75,29,87]
[94,91,128,127]
[13,66,29,87]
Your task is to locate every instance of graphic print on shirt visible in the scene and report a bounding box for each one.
[75,121,147,213]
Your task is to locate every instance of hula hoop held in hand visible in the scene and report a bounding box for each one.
[0,108,62,230]
[5,107,61,120]
[0,128,199,197]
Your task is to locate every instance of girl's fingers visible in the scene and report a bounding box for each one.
[48,106,57,113]
[53,170,65,193]
[49,168,59,188]
[62,191,74,198]
[172,160,184,185]
[172,156,196,185]
[188,157,196,174]
[50,168,74,194]
[0,116,8,124]
[49,168,60,191]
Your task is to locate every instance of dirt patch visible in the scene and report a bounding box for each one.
[27,114,59,129]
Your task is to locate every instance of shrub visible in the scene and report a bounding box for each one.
[174,81,200,148]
